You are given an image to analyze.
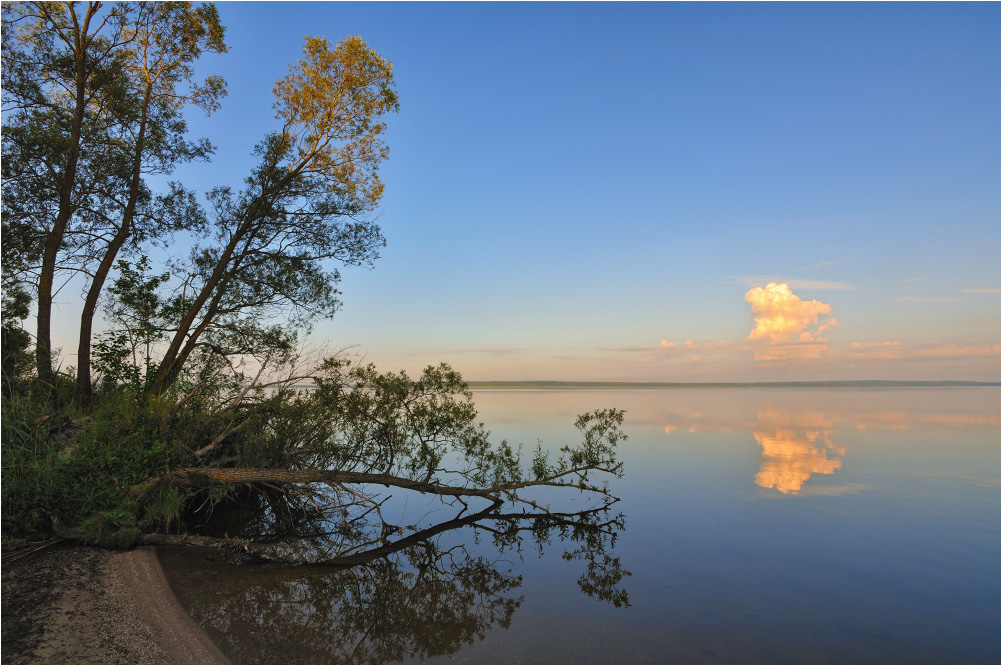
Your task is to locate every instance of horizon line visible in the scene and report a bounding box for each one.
[463,380,1000,388]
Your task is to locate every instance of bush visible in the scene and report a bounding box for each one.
[1,381,189,540]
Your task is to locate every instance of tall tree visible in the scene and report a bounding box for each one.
[1,1,225,408]
[74,2,226,408]
[147,35,398,394]
[2,1,135,404]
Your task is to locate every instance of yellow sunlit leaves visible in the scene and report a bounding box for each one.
[272,35,399,204]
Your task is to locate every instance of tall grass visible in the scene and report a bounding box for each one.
[1,380,191,544]
[1,391,64,540]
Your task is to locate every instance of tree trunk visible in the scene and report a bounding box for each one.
[35,235,63,404]
[75,86,151,410]
[162,467,498,499]
[74,221,131,408]
[35,3,99,407]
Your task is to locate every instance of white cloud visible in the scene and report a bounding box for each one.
[745,282,836,343]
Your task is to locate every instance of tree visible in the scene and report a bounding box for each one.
[3,18,630,600]
[145,35,397,395]
[73,2,226,409]
[1,1,225,408]
[2,1,135,403]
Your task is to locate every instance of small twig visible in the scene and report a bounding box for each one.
[3,538,63,563]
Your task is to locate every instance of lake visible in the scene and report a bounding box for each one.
[160,387,1000,664]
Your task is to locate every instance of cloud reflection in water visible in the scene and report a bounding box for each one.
[661,401,998,495]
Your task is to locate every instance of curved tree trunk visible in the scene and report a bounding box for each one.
[155,466,616,501]
[75,85,151,410]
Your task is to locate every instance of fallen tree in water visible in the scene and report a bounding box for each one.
[39,359,625,567]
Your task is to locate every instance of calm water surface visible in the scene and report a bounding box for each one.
[161,388,1000,663]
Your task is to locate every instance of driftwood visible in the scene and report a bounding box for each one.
[50,516,281,561]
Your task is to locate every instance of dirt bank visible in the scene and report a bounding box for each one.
[2,541,228,664]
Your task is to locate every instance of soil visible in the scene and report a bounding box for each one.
[2,540,229,664]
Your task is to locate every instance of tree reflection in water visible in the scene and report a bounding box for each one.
[162,499,629,664]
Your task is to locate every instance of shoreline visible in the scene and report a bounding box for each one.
[2,542,228,664]
[465,380,1000,389]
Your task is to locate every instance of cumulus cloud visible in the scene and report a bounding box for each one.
[745,282,836,344]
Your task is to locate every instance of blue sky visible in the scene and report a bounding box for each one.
[61,2,1001,381]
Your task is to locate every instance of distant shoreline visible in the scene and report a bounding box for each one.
[465,380,1000,389]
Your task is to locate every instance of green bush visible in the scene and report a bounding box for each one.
[1,381,189,539]
[78,507,142,549]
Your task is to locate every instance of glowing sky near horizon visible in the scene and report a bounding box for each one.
[45,2,1000,382]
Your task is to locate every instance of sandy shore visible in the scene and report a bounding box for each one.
[2,541,228,664]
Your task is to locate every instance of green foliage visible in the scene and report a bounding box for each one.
[93,332,143,389]
[136,484,184,532]
[1,305,33,397]
[78,508,142,550]
[0,385,189,538]
[0,394,63,535]
[566,409,627,480]
[273,34,398,200]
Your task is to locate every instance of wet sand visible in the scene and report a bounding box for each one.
[2,542,228,664]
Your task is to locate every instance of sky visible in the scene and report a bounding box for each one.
[51,2,1001,382]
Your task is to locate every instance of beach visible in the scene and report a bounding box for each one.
[2,542,227,665]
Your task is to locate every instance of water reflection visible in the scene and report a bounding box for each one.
[659,399,1002,495]
[753,426,843,494]
[661,408,846,494]
[162,540,522,664]
[162,389,1001,664]
[162,503,629,664]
